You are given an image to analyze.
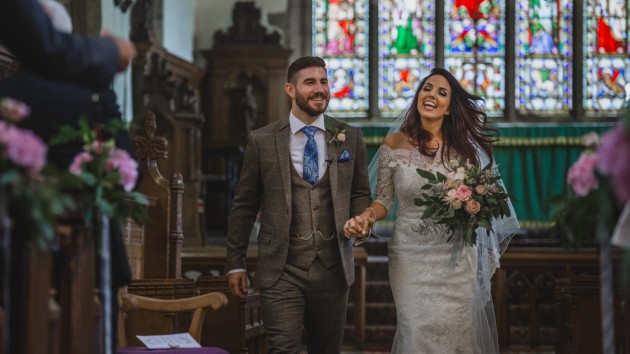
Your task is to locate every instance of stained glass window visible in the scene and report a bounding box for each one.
[445,0,505,115]
[313,0,369,117]
[585,0,630,113]
[515,1,572,114]
[378,0,435,117]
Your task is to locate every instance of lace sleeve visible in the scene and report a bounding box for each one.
[374,145,395,211]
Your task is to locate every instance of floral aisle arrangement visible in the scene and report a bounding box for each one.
[550,106,630,354]
[0,97,73,249]
[550,114,630,248]
[52,116,148,354]
[51,117,148,228]
[414,157,512,247]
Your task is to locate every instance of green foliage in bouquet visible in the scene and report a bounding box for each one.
[414,157,512,247]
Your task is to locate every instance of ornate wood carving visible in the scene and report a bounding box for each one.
[132,111,184,278]
[493,247,625,352]
[131,32,205,246]
[130,0,154,43]
[200,46,291,146]
[213,1,281,46]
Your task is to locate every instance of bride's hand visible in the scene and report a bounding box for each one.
[343,214,373,238]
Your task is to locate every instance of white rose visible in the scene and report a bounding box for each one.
[336,132,346,143]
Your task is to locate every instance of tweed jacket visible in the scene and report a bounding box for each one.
[226,115,372,288]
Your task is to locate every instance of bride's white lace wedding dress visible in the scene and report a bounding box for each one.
[374,145,481,354]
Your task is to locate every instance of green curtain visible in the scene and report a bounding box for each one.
[360,123,617,228]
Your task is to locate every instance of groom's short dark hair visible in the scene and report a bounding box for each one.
[287,56,326,84]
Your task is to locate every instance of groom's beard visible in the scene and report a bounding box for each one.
[296,92,329,117]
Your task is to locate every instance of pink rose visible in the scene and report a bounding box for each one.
[465,199,481,215]
[69,151,93,176]
[455,184,472,201]
[567,152,599,196]
[0,97,31,122]
[105,148,139,192]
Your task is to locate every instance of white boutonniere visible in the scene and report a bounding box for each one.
[325,118,348,145]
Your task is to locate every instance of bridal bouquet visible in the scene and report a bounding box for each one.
[414,157,512,246]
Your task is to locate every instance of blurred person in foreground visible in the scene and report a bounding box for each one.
[0,0,137,350]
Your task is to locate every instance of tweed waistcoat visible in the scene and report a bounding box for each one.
[287,164,341,269]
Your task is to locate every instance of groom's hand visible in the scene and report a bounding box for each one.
[229,272,248,299]
[343,214,373,238]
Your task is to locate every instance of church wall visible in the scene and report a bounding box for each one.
[163,0,195,62]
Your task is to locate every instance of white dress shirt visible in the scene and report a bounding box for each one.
[289,112,328,180]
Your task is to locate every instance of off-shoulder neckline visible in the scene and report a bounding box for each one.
[381,144,443,153]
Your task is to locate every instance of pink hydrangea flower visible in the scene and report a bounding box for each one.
[597,125,630,203]
[69,151,93,176]
[0,97,31,122]
[1,124,47,175]
[567,152,599,196]
[105,148,138,192]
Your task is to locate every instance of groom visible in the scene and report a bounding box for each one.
[226,56,371,353]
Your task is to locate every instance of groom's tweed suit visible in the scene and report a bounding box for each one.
[226,115,371,352]
[226,115,371,288]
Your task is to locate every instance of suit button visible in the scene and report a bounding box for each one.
[311,185,315,190]
[315,226,320,231]
[315,246,320,251]
[313,205,319,211]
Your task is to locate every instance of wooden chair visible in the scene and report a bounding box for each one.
[117,291,229,354]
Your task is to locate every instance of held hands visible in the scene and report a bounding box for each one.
[343,207,376,239]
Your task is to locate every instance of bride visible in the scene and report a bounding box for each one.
[344,67,519,353]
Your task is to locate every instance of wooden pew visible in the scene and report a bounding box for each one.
[2,207,102,354]
[124,111,266,352]
[493,246,625,352]
[131,111,184,279]
[197,276,266,354]
[555,275,625,354]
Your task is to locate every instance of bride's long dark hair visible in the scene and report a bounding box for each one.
[400,67,498,165]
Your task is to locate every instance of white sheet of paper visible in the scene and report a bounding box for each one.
[136,333,201,349]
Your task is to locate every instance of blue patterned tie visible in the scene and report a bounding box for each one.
[301,126,319,184]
